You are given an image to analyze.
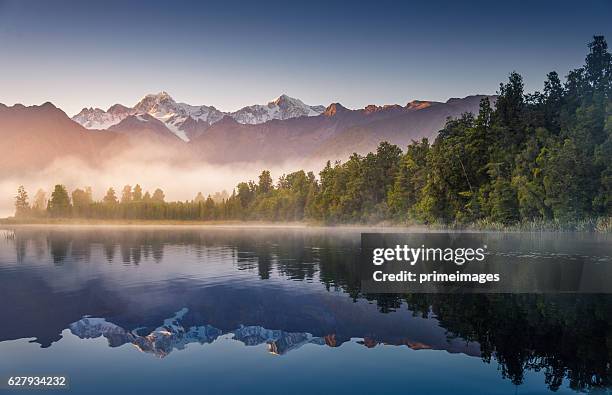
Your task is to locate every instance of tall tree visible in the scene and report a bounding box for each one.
[133,184,143,201]
[14,186,30,217]
[152,188,165,203]
[121,185,133,204]
[32,189,47,212]
[585,35,612,96]
[72,187,93,215]
[103,188,118,204]
[194,192,205,203]
[258,170,273,195]
[388,139,429,219]
[48,185,71,217]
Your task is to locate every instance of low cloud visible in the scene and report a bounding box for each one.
[0,145,321,217]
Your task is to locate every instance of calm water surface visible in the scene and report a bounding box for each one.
[0,226,610,394]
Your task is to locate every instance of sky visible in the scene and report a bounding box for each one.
[1,0,611,116]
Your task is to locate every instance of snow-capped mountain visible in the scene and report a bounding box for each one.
[68,309,325,358]
[230,94,325,124]
[232,325,325,354]
[69,309,222,358]
[132,92,225,141]
[71,105,133,130]
[72,92,325,141]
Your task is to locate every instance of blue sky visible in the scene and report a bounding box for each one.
[1,0,611,115]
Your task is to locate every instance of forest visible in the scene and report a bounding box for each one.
[12,36,612,229]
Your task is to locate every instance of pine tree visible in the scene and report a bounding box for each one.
[48,185,71,217]
[121,185,133,204]
[258,171,273,195]
[14,186,30,218]
[194,192,205,203]
[152,188,165,203]
[133,184,143,201]
[103,188,118,204]
[72,187,93,215]
[585,36,612,96]
[32,189,47,214]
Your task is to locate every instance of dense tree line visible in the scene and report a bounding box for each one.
[13,36,612,226]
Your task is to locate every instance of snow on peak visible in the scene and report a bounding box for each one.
[68,309,328,358]
[272,93,292,106]
[72,107,130,129]
[72,92,325,140]
[133,91,178,115]
[230,94,325,125]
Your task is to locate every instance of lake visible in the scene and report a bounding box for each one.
[0,226,610,394]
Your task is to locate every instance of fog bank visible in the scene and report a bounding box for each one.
[0,149,321,218]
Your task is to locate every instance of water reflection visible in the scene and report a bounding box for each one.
[69,308,331,358]
[0,226,610,393]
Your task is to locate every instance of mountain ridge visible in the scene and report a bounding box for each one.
[0,94,496,173]
[71,92,494,143]
[72,92,327,141]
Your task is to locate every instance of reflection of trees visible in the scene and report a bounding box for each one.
[256,243,272,280]
[9,228,611,392]
[305,238,607,392]
[131,246,141,265]
[120,244,131,264]
[273,236,317,281]
[15,237,26,264]
[104,243,115,262]
[150,243,163,263]
[47,234,71,265]
[70,236,91,263]
[399,294,612,392]
[257,235,611,392]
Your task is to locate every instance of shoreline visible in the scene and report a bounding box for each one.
[1,217,610,233]
[0,218,311,228]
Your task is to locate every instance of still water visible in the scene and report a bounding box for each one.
[0,226,610,394]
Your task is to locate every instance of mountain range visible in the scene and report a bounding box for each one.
[0,92,495,175]
[73,92,326,141]
[68,308,479,358]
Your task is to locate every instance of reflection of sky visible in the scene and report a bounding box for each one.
[1,228,473,354]
[0,0,611,115]
[0,227,607,394]
[0,331,575,395]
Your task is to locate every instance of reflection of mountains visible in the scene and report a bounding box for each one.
[70,309,221,358]
[3,227,611,392]
[68,308,461,358]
